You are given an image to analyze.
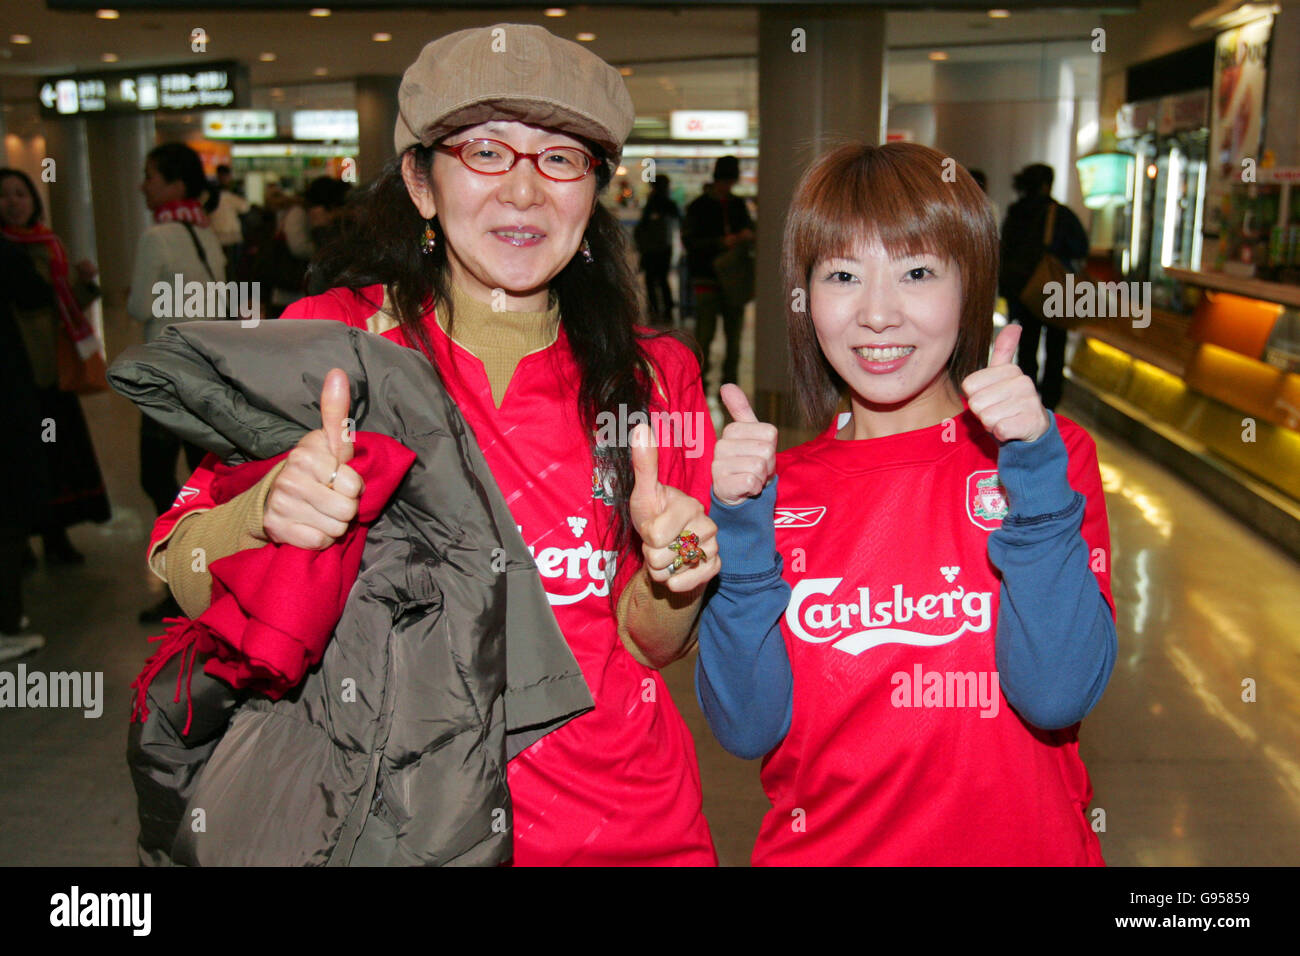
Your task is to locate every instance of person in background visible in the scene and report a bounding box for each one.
[682,155,754,393]
[303,177,352,296]
[969,167,999,224]
[999,162,1088,410]
[633,174,680,326]
[206,165,250,281]
[126,143,226,623]
[272,176,351,311]
[0,237,56,661]
[0,168,111,568]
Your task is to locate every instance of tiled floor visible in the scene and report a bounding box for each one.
[2,301,1298,865]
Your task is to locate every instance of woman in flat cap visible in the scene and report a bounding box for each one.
[148,23,719,866]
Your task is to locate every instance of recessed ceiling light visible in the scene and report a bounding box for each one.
[928,51,949,61]
[96,9,120,19]
[259,51,276,62]
[314,67,328,76]
[101,52,118,62]
[372,32,392,42]
[988,9,1011,18]
[619,67,633,77]
[10,34,31,45]
[309,8,331,17]
[545,7,566,16]
[576,32,596,42]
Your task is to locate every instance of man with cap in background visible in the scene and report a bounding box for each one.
[683,155,755,395]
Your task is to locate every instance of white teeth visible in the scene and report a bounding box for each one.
[854,346,915,360]
[498,231,541,239]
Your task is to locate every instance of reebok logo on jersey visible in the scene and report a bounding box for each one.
[786,572,992,655]
[774,507,826,528]
[172,486,200,507]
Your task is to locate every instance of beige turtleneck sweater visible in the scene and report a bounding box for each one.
[149,285,704,668]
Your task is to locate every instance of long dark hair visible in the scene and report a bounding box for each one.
[312,140,667,568]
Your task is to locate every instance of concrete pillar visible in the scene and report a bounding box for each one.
[754,5,887,428]
[84,113,154,308]
[41,119,98,268]
[355,74,401,186]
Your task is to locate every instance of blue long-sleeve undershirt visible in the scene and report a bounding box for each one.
[695,415,1118,760]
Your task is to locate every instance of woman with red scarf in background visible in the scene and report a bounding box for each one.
[0,168,110,575]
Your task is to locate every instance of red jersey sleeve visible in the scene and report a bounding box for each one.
[146,452,221,573]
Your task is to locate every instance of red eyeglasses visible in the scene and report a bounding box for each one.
[434,138,599,182]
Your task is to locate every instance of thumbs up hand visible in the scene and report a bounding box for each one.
[263,368,365,549]
[960,324,1052,444]
[713,384,778,506]
[629,423,720,592]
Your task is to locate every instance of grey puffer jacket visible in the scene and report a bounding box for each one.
[109,319,594,866]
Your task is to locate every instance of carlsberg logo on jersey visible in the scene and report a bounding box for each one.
[786,574,993,655]
[521,525,618,606]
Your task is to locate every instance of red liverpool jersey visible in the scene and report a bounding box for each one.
[754,409,1112,866]
[152,288,717,866]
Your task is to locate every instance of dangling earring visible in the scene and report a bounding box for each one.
[580,237,594,264]
[421,219,437,254]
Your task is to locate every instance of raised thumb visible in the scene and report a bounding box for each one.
[320,368,353,464]
[720,383,759,423]
[989,323,1022,368]
[629,423,661,517]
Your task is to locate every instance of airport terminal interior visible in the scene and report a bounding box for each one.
[2,0,1300,869]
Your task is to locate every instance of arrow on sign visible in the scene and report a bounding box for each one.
[40,84,56,108]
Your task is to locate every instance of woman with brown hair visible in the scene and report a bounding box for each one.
[697,142,1117,865]
[0,168,111,566]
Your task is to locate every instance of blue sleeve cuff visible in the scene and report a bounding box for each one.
[997,414,1078,519]
[710,478,780,578]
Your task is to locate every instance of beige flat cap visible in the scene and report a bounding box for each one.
[394,23,635,166]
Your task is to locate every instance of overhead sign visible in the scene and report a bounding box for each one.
[292,110,359,141]
[203,110,276,140]
[39,61,246,116]
[670,110,749,141]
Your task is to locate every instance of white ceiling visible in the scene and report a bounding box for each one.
[1,3,1130,136]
